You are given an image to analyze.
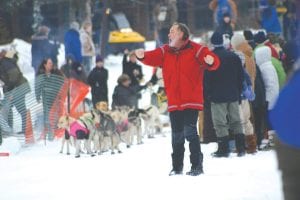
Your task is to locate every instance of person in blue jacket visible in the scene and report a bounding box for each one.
[64,21,82,63]
[259,0,282,34]
[269,61,300,200]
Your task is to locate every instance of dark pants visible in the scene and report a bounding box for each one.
[276,138,300,200]
[169,109,203,171]
[203,101,217,143]
[252,105,267,146]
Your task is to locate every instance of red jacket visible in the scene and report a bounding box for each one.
[140,40,220,111]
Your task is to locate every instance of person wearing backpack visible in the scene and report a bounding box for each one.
[0,50,30,135]
[209,0,238,28]
[153,0,178,46]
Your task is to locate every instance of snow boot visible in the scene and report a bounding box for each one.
[169,169,183,176]
[171,142,185,175]
[212,136,230,157]
[235,134,246,157]
[186,167,204,176]
[246,134,257,154]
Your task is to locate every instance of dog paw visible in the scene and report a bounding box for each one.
[126,145,131,148]
[67,153,70,155]
[75,155,80,158]
[59,151,63,154]
[111,151,115,155]
[118,150,122,154]
[91,154,96,157]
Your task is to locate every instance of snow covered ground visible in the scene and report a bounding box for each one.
[0,134,283,200]
[0,39,283,200]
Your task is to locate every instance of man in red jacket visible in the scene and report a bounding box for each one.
[135,23,220,176]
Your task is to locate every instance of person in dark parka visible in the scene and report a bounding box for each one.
[206,32,245,157]
[61,54,87,83]
[0,50,30,135]
[87,55,108,107]
[111,74,146,110]
[122,49,144,87]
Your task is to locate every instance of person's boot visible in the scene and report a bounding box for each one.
[170,142,184,176]
[246,134,257,154]
[169,169,183,176]
[212,136,230,157]
[235,134,246,157]
[186,136,204,176]
[186,166,203,176]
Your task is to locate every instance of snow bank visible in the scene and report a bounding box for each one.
[0,137,21,155]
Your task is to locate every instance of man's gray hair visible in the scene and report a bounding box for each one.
[172,22,190,41]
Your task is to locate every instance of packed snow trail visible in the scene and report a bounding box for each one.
[0,133,282,200]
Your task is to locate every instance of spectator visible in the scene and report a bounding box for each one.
[270,61,300,200]
[80,21,95,73]
[231,33,257,153]
[35,58,64,140]
[61,54,87,83]
[0,50,30,135]
[243,30,256,50]
[64,21,82,63]
[206,32,245,157]
[254,31,287,88]
[209,0,237,28]
[31,25,57,73]
[153,0,178,45]
[122,49,144,87]
[112,74,146,110]
[88,55,108,107]
[258,0,282,34]
[215,13,233,39]
[254,46,279,135]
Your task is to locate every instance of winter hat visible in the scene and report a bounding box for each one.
[254,31,267,44]
[96,55,103,63]
[210,32,224,48]
[231,33,246,50]
[243,30,254,41]
[70,21,80,31]
[223,12,231,18]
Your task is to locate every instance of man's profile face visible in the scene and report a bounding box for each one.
[168,25,184,47]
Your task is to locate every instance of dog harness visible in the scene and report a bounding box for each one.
[116,119,129,134]
[69,121,89,138]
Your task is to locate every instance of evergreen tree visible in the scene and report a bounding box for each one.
[0,17,12,45]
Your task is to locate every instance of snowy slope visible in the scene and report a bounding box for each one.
[0,39,283,200]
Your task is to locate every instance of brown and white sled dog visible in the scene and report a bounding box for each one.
[141,105,164,138]
[57,110,100,158]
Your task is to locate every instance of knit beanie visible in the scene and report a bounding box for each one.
[254,31,267,44]
[243,30,254,41]
[211,32,224,48]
